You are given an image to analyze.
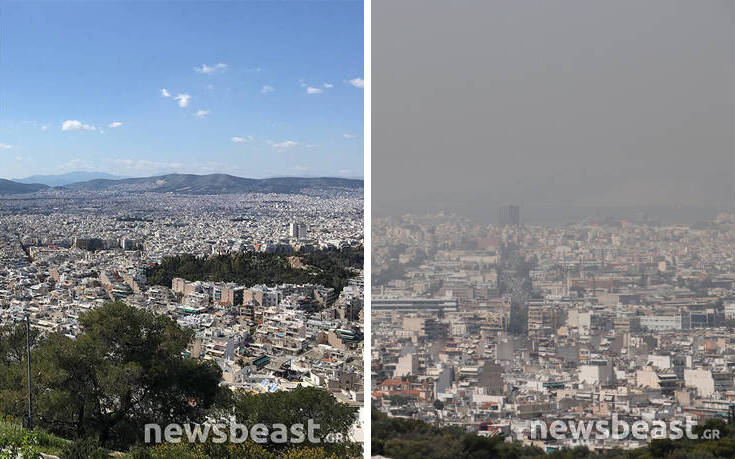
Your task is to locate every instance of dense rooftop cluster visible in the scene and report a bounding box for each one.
[372,212,735,452]
[0,189,364,427]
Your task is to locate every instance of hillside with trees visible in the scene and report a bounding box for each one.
[372,407,735,459]
[0,303,361,457]
[146,246,363,295]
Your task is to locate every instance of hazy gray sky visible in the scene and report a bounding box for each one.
[374,0,735,219]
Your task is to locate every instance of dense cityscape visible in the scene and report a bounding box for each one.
[0,182,365,454]
[372,207,735,453]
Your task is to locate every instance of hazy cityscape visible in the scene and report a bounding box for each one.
[371,207,735,452]
[371,1,735,456]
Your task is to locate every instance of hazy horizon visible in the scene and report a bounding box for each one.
[375,201,729,226]
[374,0,735,222]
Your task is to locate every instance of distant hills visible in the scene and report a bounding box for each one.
[15,171,128,187]
[0,179,49,195]
[0,173,363,195]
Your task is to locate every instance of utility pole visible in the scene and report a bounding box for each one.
[25,314,33,430]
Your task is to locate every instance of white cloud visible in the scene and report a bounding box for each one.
[174,94,191,107]
[349,77,364,88]
[231,136,253,143]
[293,165,310,172]
[337,169,352,176]
[194,109,210,118]
[306,86,323,94]
[343,133,358,139]
[272,140,299,150]
[41,125,49,131]
[0,143,11,150]
[194,63,228,74]
[162,90,191,107]
[323,83,333,88]
[61,120,96,131]
[108,121,123,128]
[261,85,274,94]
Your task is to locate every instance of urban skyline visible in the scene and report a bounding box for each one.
[0,1,365,456]
[7,0,735,457]
[371,0,735,457]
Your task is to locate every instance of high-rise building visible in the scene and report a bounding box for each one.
[289,222,308,239]
[479,361,504,395]
[498,205,520,226]
[528,302,563,337]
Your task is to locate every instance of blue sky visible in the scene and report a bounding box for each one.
[0,1,364,179]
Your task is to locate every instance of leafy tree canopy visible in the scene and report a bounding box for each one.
[0,302,363,457]
[146,247,363,296]
[0,302,225,450]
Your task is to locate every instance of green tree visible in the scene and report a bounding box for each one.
[0,321,40,366]
[230,386,360,456]
[0,322,41,420]
[145,247,363,296]
[1,302,225,451]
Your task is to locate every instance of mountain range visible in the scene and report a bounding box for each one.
[0,173,363,195]
[0,179,49,195]
[15,171,128,187]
